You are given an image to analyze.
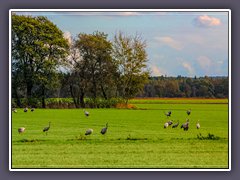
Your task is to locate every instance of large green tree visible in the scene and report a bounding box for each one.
[12,14,69,106]
[73,31,118,107]
[113,32,149,103]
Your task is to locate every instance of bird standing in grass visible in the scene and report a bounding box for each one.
[164,122,169,128]
[164,111,172,118]
[196,120,200,129]
[101,123,108,135]
[172,120,179,128]
[31,108,35,112]
[85,128,93,135]
[167,120,173,126]
[187,109,191,116]
[181,119,189,131]
[84,109,90,117]
[18,127,25,134]
[43,122,51,135]
[24,107,28,112]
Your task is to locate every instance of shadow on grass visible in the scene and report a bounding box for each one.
[14,139,47,143]
[197,133,222,140]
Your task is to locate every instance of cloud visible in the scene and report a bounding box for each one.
[154,36,183,50]
[182,62,195,76]
[51,11,147,16]
[193,15,221,27]
[151,65,166,76]
[63,31,72,45]
[16,11,168,17]
[197,56,212,69]
[118,12,140,16]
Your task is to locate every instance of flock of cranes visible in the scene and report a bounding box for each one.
[13,107,200,137]
[13,108,108,136]
[163,109,200,131]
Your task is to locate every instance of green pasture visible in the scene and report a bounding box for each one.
[11,99,229,169]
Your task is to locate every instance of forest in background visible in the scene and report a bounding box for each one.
[11,14,228,109]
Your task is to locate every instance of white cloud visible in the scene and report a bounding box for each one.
[182,62,195,76]
[197,56,212,69]
[52,11,146,16]
[119,12,140,16]
[151,65,166,76]
[63,31,72,45]
[193,15,221,27]
[154,36,183,50]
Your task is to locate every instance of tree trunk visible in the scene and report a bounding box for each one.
[26,81,33,104]
[41,86,46,108]
[42,96,46,108]
[70,85,78,108]
[80,91,85,108]
[101,84,108,100]
[13,88,21,107]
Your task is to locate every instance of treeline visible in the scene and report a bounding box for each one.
[139,76,228,98]
[12,14,148,108]
[12,14,228,109]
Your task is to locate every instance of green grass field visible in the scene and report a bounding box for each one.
[11,99,229,169]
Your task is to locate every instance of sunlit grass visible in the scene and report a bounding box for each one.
[11,101,229,169]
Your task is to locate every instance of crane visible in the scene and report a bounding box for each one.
[43,122,51,135]
[164,111,172,118]
[101,123,108,135]
[181,119,189,131]
[84,109,90,117]
[164,122,169,128]
[172,120,179,128]
[85,128,93,135]
[196,120,200,129]
[18,127,25,134]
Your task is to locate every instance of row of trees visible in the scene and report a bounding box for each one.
[140,76,228,98]
[12,14,149,108]
[12,14,228,108]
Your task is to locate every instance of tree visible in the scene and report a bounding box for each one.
[113,32,149,103]
[165,80,180,97]
[74,31,118,106]
[12,14,69,106]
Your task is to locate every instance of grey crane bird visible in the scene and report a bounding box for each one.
[24,107,28,112]
[101,123,108,135]
[164,111,172,118]
[187,109,191,116]
[84,109,90,117]
[85,128,93,135]
[181,119,189,131]
[43,122,51,135]
[164,122,169,128]
[196,120,200,129]
[167,120,173,126]
[172,120,179,128]
[18,127,25,134]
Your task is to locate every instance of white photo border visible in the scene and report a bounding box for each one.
[9,9,231,171]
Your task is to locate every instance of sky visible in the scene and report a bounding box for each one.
[14,10,229,77]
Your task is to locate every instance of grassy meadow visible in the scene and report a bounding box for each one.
[11,98,229,169]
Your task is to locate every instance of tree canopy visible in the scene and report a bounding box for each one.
[11,14,228,109]
[12,14,69,106]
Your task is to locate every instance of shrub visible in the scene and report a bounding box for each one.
[197,133,220,140]
[11,97,125,109]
